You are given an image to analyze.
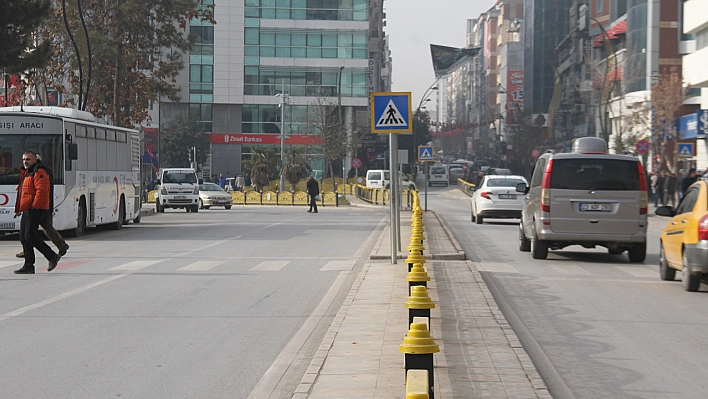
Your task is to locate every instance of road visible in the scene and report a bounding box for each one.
[425,182,708,399]
[0,206,387,399]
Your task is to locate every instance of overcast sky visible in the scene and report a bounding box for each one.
[385,0,491,110]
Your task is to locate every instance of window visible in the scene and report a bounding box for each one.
[550,159,639,190]
[530,158,546,188]
[190,65,213,83]
[190,26,213,45]
[676,187,699,214]
[595,0,603,14]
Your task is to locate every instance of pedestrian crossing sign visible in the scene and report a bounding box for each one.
[370,92,412,133]
[418,146,434,162]
[678,142,694,158]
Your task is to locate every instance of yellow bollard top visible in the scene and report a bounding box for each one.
[407,241,425,252]
[405,251,426,264]
[404,286,435,309]
[406,263,431,282]
[399,322,440,354]
[405,369,429,399]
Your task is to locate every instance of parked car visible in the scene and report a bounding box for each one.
[198,183,233,209]
[449,165,465,183]
[517,137,648,261]
[366,170,416,190]
[655,180,708,291]
[428,165,449,186]
[471,175,528,224]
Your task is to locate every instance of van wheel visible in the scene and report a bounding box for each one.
[530,227,548,259]
[659,243,675,281]
[682,252,701,291]
[156,202,164,213]
[519,223,531,252]
[199,199,204,209]
[628,242,646,263]
[475,215,484,224]
[191,205,199,213]
[133,213,141,224]
[225,206,232,210]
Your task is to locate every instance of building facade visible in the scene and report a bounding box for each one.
[149,0,388,179]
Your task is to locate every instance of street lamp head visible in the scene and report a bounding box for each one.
[431,87,438,91]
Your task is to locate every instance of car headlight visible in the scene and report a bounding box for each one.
[161,188,167,195]
[193,188,199,194]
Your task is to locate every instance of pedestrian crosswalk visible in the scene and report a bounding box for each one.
[0,258,358,274]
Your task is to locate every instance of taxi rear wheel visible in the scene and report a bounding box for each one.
[658,243,675,281]
[682,252,701,292]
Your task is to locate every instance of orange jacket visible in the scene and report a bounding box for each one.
[16,164,51,212]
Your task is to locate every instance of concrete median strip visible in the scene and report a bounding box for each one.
[289,209,551,398]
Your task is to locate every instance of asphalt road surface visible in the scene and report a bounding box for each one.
[426,183,708,399]
[0,206,387,399]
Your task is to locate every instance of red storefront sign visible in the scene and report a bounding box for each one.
[211,133,324,146]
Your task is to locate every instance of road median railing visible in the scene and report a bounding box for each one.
[405,369,430,399]
[457,178,476,196]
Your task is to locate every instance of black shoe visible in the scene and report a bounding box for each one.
[48,254,60,272]
[59,243,70,256]
[307,210,312,212]
[14,265,35,274]
[313,211,318,213]
[16,252,24,258]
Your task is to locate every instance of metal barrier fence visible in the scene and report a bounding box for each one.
[146,189,338,206]
[457,179,476,197]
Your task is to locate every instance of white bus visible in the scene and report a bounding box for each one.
[0,106,142,236]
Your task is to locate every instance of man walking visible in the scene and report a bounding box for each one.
[14,151,61,274]
[306,175,319,213]
[680,168,699,198]
[15,154,70,260]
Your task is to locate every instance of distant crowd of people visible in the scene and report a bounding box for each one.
[649,168,700,207]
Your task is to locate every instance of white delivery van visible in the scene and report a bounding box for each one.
[366,170,390,189]
[428,165,449,186]
[155,168,200,213]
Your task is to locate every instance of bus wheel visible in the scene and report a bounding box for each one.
[110,198,125,230]
[66,201,87,237]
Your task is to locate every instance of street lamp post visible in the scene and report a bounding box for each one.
[276,80,290,192]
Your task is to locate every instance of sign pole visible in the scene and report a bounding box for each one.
[424,162,428,212]
[389,133,398,264]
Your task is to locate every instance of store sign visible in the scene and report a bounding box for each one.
[210,133,324,145]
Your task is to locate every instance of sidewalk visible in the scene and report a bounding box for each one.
[292,204,552,398]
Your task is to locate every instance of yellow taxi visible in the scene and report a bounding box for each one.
[655,180,708,291]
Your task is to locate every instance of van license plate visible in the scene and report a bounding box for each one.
[580,203,611,212]
[175,196,187,199]
[498,194,517,199]
[0,222,15,229]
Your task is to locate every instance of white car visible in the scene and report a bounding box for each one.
[471,175,528,224]
[198,183,233,209]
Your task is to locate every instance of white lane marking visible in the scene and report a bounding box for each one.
[319,260,356,271]
[108,260,161,271]
[247,271,349,399]
[478,262,518,273]
[0,274,125,323]
[249,261,290,272]
[0,261,22,269]
[616,266,657,278]
[549,265,592,276]
[178,261,224,271]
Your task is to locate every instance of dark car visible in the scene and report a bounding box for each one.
[449,165,465,183]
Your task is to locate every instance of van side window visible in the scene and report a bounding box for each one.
[675,187,698,214]
[530,159,546,188]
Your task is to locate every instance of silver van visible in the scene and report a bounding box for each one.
[517,137,648,262]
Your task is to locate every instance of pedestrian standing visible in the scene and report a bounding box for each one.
[650,172,658,205]
[306,175,319,213]
[217,173,226,189]
[680,168,698,199]
[13,151,61,274]
[664,171,677,208]
[655,171,666,206]
[235,173,246,192]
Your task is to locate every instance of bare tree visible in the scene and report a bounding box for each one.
[302,98,354,193]
[651,67,688,173]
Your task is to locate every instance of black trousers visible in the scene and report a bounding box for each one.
[309,194,318,212]
[20,210,57,267]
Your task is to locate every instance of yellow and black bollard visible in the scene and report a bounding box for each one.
[404,285,435,327]
[405,250,426,273]
[406,263,430,291]
[400,322,439,399]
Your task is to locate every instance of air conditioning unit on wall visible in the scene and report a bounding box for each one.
[574,104,586,112]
